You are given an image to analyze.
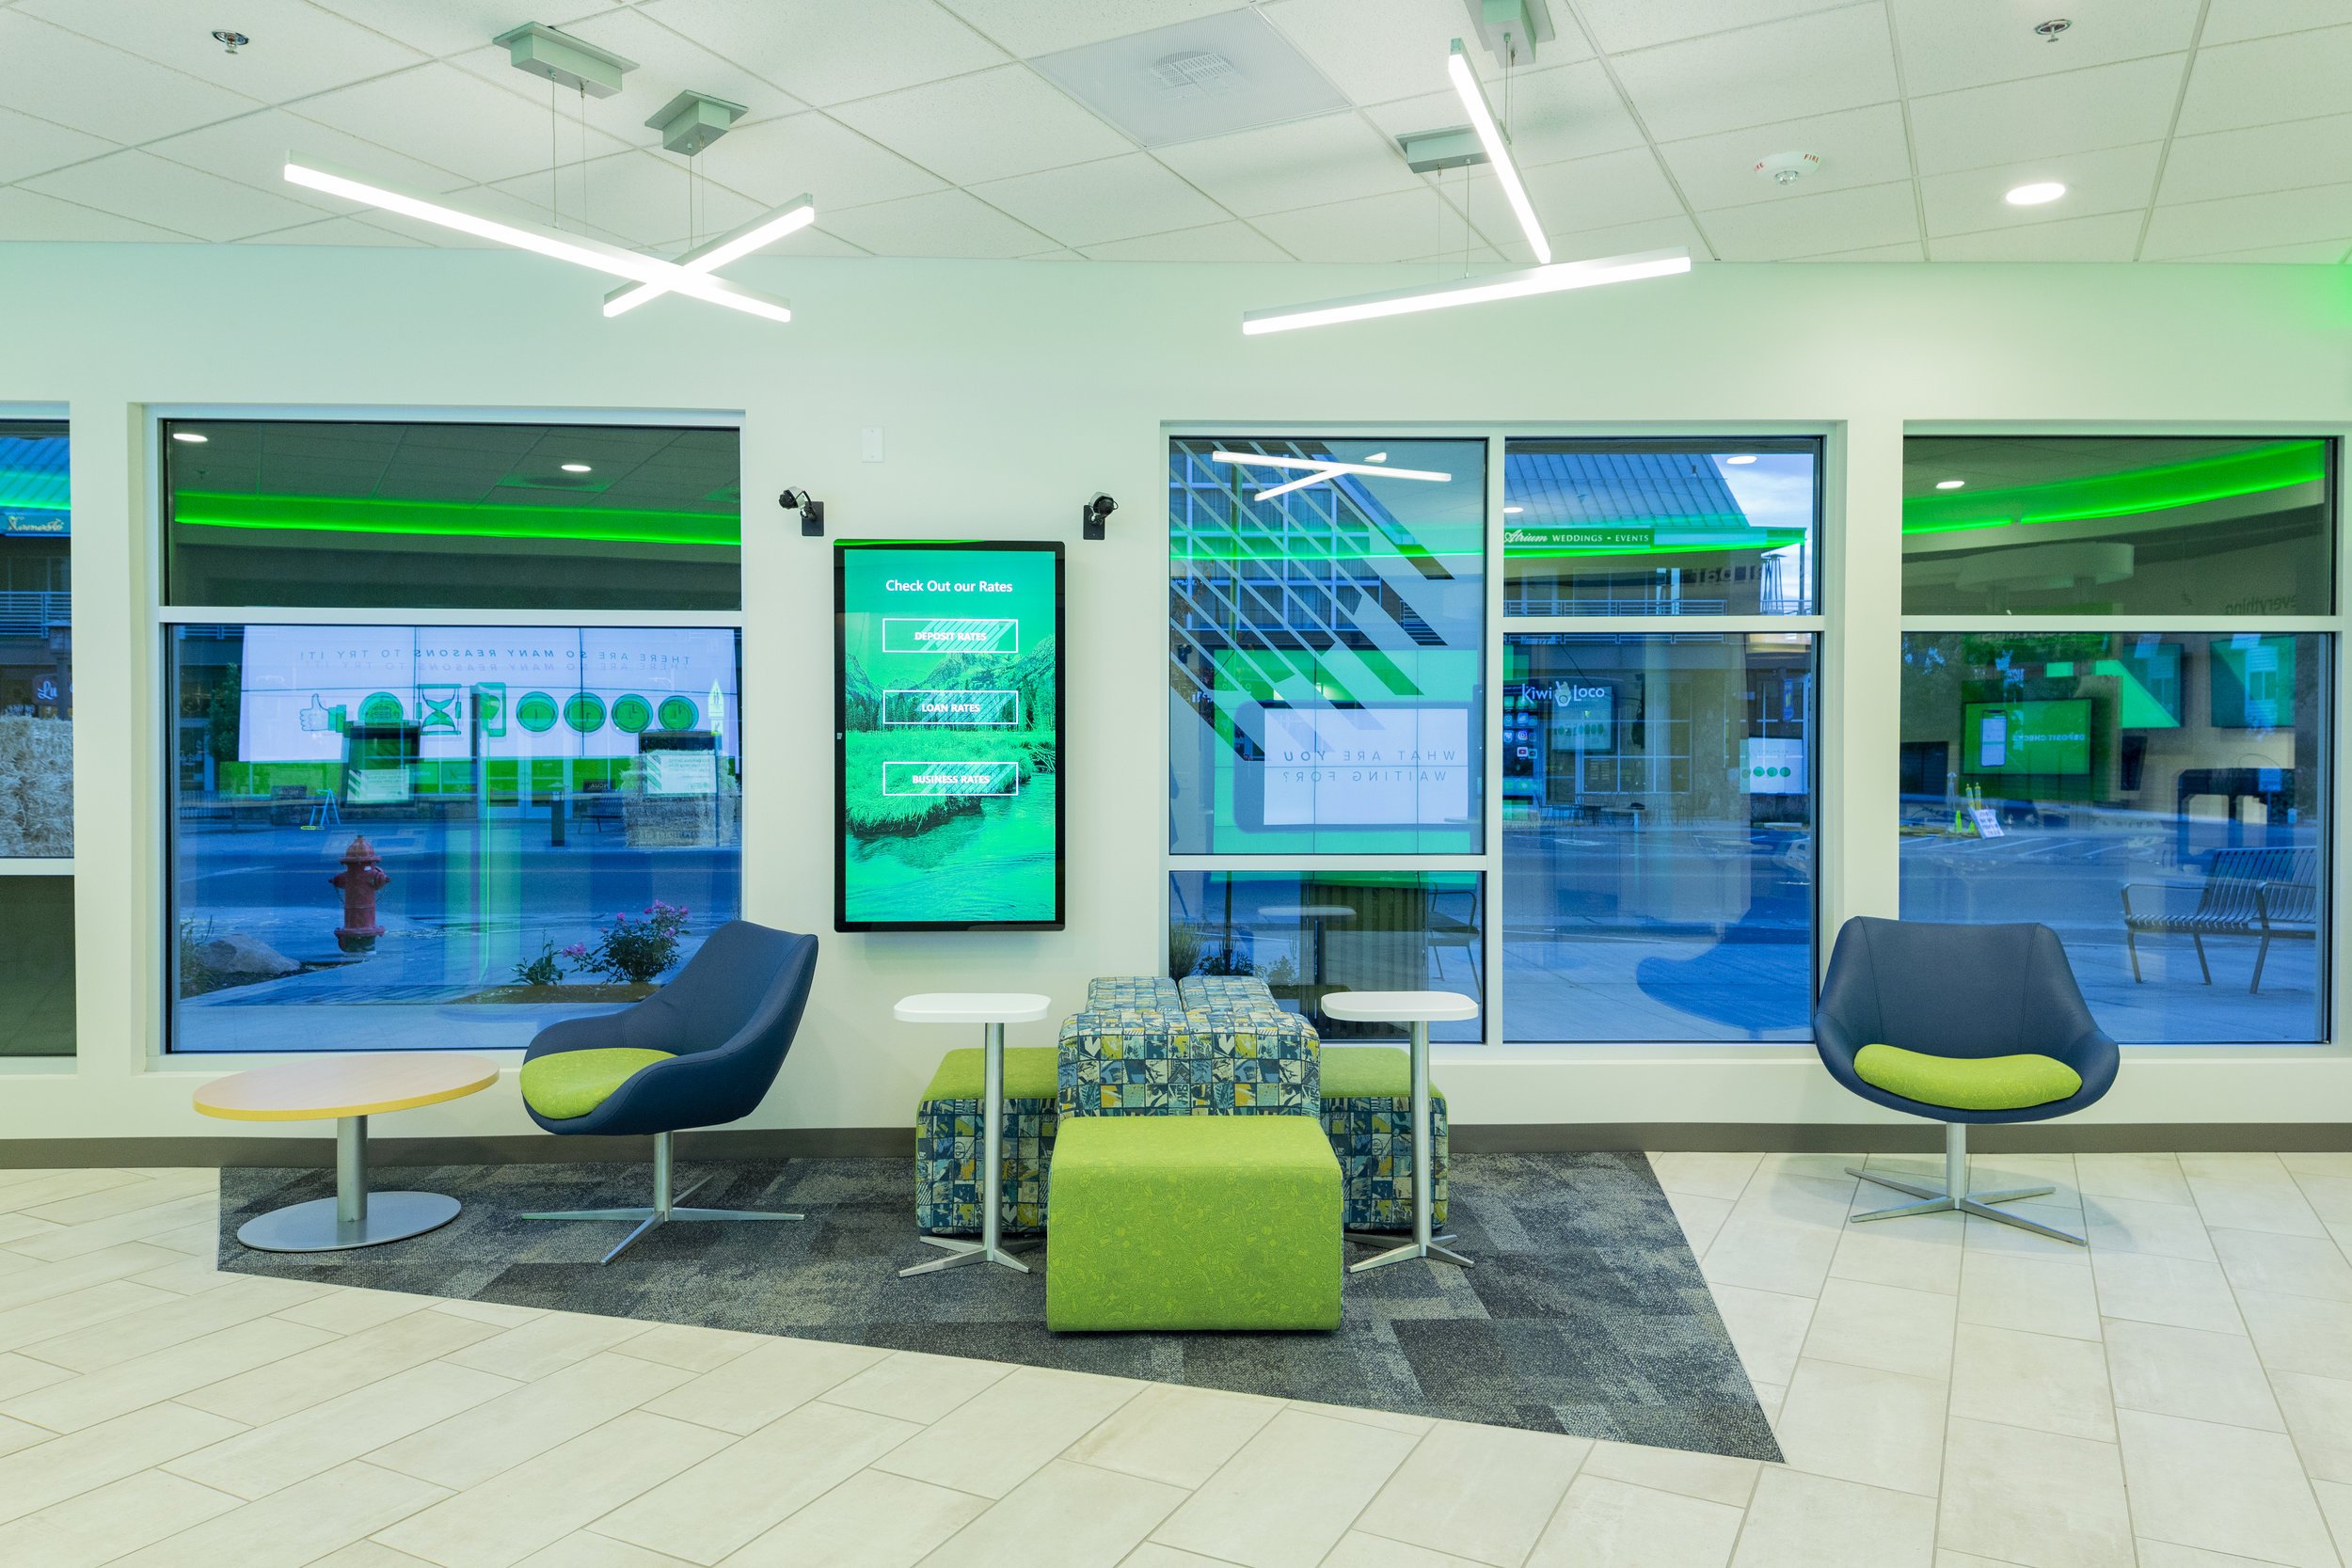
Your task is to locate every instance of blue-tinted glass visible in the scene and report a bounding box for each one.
[0,876,73,1056]
[1169,437,1486,854]
[1503,439,1818,615]
[0,421,71,857]
[1899,631,2328,1043]
[1503,633,1816,1041]
[168,625,742,1053]
[1170,870,1484,1042]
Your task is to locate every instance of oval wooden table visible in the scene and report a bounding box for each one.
[195,1053,501,1253]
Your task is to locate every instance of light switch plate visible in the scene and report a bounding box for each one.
[861,427,883,463]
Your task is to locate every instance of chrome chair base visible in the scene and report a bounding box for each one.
[519,1132,803,1263]
[899,1234,1039,1275]
[1847,1122,2083,1246]
[1346,1231,1473,1272]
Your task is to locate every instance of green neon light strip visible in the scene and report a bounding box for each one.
[169,490,741,548]
[1902,441,2326,536]
[1178,531,1801,564]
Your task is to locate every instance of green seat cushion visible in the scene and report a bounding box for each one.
[521,1048,676,1120]
[918,1046,1060,1106]
[1046,1115,1341,1333]
[1320,1045,1444,1103]
[1853,1043,2082,1112]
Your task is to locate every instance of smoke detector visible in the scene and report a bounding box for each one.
[1754,150,1820,186]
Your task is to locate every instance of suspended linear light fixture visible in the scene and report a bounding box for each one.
[1446,39,1548,264]
[604,194,815,317]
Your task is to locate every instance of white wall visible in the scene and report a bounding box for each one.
[2,241,2349,1146]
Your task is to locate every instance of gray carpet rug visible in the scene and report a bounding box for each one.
[218,1151,1780,1460]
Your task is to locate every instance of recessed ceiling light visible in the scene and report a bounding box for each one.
[2006,181,2066,206]
[1936,478,1966,490]
[561,463,592,473]
[1502,504,1525,515]
[172,432,208,444]
[1724,454,1757,465]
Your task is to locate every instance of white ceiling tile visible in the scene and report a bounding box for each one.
[446,10,799,150]
[19,149,334,241]
[2161,115,2352,205]
[2159,237,2352,261]
[635,0,1009,108]
[2142,181,2352,258]
[290,64,628,185]
[1452,146,1684,252]
[1249,185,1490,261]
[491,150,764,248]
[1547,211,1710,261]
[2201,0,2352,46]
[1361,59,1645,168]
[300,2,630,59]
[1399,240,1507,265]
[0,184,199,242]
[1154,113,1422,216]
[1607,6,1899,143]
[1569,0,1859,55]
[1931,210,2147,261]
[19,0,427,102]
[1698,178,1918,259]
[235,214,429,247]
[819,186,1056,257]
[1906,54,2185,175]
[148,108,473,200]
[691,113,946,210]
[1081,220,1295,261]
[1657,102,1910,210]
[938,0,1242,56]
[1020,247,1089,261]
[831,65,1133,184]
[1263,0,1591,107]
[1919,142,2162,238]
[969,153,1231,246]
[2175,25,2352,136]
[1789,239,1926,260]
[0,11,264,143]
[1887,0,2201,97]
[0,106,117,184]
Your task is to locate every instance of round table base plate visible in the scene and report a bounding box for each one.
[235,1192,461,1253]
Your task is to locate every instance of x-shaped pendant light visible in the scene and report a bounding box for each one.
[285,156,809,325]
[1212,450,1454,499]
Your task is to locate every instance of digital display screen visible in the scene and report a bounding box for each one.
[2212,635,2295,730]
[834,541,1063,930]
[1963,698,2092,776]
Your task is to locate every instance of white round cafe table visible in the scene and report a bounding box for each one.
[895,992,1051,1279]
[1263,903,1357,987]
[195,1053,501,1253]
[1321,990,1478,1273]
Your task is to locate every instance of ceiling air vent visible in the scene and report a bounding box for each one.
[1034,9,1347,148]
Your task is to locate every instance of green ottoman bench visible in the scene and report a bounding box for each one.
[915,1046,1059,1236]
[1045,1115,1343,1332]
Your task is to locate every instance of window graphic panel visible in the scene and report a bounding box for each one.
[0,876,73,1057]
[168,625,742,1053]
[1899,631,2328,1043]
[1169,437,1486,855]
[0,420,71,857]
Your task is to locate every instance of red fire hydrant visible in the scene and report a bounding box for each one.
[330,835,389,954]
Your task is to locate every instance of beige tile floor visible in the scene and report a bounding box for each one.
[3,1158,2351,1566]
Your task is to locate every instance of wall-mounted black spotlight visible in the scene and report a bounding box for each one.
[780,488,825,537]
[1082,492,1117,540]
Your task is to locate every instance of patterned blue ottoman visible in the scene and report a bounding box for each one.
[1178,974,1282,1012]
[1321,1045,1449,1230]
[1088,975,1185,1012]
[914,1045,1058,1236]
[1057,1005,1320,1117]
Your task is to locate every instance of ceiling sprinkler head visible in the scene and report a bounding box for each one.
[212,29,248,53]
[1754,150,1820,186]
[2034,18,2072,40]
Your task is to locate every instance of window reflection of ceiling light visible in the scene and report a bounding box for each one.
[2005,181,2066,206]
[1937,478,1966,489]
[1724,454,1756,465]
[1242,247,1691,335]
[1503,504,1524,514]
[1211,449,1450,500]
[561,463,593,473]
[1365,451,1388,463]
[172,432,208,444]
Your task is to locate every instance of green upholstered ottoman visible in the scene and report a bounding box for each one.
[915,1046,1059,1236]
[1321,1046,1449,1231]
[1045,1115,1342,1333]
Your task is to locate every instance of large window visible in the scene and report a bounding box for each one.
[164,420,741,612]
[168,625,742,1053]
[1903,437,2331,616]
[1169,436,1486,855]
[1899,631,2328,1043]
[1502,633,1815,1041]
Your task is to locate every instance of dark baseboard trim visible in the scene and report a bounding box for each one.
[7,1122,2351,1168]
